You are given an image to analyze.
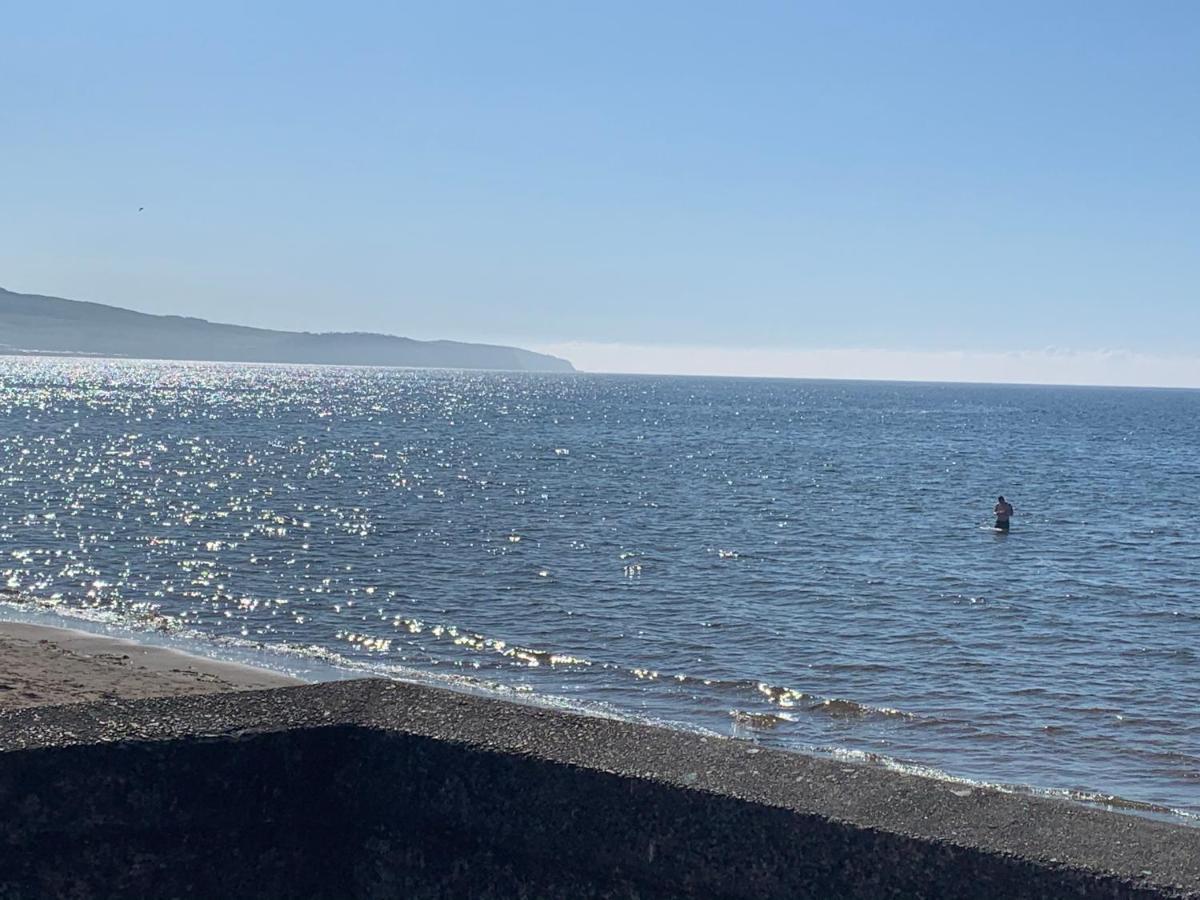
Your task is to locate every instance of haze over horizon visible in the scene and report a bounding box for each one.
[4,2,1199,387]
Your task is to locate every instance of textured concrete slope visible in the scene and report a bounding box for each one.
[1,679,1196,898]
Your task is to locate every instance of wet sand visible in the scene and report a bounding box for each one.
[0,620,301,710]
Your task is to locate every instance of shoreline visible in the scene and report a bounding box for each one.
[0,619,302,711]
[2,611,1195,828]
[0,617,1198,895]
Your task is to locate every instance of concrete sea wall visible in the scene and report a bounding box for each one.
[0,679,1196,899]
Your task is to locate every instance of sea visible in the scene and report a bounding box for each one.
[1,357,1197,822]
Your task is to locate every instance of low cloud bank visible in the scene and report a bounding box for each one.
[533,343,1200,389]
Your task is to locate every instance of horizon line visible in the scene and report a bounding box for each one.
[529,342,1200,392]
[4,349,1200,393]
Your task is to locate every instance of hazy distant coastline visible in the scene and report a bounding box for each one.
[0,287,574,373]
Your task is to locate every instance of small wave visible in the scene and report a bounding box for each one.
[756,682,813,706]
[730,709,794,730]
[603,670,929,724]
[754,681,919,720]
[809,697,916,719]
[337,631,392,653]
[2,592,186,634]
[383,616,594,669]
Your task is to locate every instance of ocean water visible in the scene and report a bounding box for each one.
[1,357,1197,820]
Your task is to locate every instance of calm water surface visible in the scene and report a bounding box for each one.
[1,358,1197,819]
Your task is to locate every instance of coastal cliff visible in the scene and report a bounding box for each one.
[0,287,574,372]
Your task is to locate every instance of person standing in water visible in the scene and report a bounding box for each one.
[994,495,1015,531]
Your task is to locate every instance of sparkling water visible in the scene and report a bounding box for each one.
[1,357,1197,820]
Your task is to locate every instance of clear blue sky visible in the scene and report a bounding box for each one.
[3,2,1199,383]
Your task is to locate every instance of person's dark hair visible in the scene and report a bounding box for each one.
[998,495,1005,502]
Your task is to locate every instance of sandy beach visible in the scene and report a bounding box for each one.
[0,620,300,710]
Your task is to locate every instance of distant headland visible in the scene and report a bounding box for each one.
[0,286,574,373]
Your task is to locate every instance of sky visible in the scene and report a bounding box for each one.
[3,1,1199,385]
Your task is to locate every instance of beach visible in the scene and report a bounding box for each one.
[0,620,299,711]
